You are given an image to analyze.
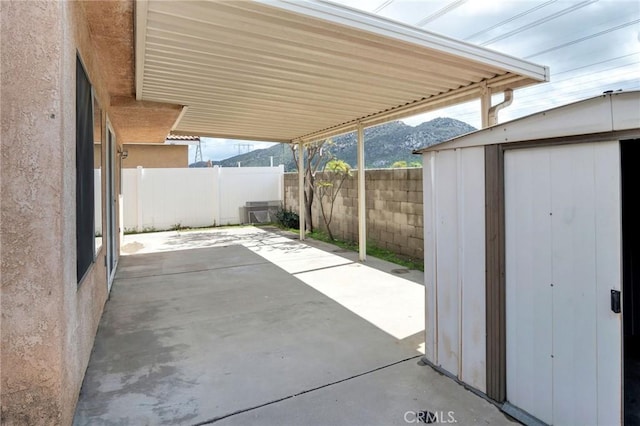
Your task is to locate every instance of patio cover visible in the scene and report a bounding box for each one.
[135,0,549,143]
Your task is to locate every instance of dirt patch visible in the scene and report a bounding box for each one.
[121,241,144,254]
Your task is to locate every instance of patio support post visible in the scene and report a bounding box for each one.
[480,81,492,129]
[357,123,366,261]
[298,141,305,241]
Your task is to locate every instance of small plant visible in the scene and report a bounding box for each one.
[171,222,184,231]
[390,160,408,168]
[390,160,422,168]
[316,159,351,240]
[275,208,300,230]
[142,226,157,233]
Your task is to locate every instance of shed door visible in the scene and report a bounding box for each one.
[505,142,621,425]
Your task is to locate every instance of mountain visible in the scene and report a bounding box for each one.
[190,118,475,171]
[188,160,221,168]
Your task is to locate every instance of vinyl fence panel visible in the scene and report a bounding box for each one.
[122,166,283,231]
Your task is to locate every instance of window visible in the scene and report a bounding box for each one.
[94,96,103,255]
[76,57,95,283]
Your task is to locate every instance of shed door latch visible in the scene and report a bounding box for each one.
[611,289,621,314]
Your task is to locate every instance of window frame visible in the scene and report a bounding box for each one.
[76,54,95,284]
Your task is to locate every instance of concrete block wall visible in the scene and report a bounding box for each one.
[284,168,423,259]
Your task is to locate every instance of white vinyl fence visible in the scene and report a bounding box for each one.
[122,166,284,232]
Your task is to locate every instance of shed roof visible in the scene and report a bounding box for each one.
[415,90,640,153]
[135,0,548,143]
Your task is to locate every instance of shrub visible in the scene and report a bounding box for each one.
[275,208,300,229]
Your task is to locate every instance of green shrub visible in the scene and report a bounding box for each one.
[275,208,300,229]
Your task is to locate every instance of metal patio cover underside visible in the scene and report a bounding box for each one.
[136,0,549,143]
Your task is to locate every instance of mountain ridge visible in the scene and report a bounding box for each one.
[190,117,476,171]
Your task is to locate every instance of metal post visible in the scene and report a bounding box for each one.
[480,82,491,129]
[357,123,366,261]
[298,141,305,241]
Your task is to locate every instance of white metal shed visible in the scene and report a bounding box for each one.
[416,90,640,426]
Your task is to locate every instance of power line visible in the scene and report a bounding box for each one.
[421,59,639,124]
[415,0,468,27]
[502,85,640,116]
[335,0,638,128]
[373,0,394,13]
[465,0,557,42]
[480,0,599,46]
[520,64,640,95]
[428,73,639,123]
[525,19,640,59]
[553,52,639,76]
[481,68,639,114]
[449,80,639,125]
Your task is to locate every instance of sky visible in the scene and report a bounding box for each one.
[192,0,640,162]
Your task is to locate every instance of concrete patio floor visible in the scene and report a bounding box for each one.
[74,226,516,425]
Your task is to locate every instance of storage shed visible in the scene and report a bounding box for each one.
[416,90,640,425]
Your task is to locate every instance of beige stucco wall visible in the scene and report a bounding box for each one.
[122,144,188,168]
[284,168,424,259]
[1,1,119,424]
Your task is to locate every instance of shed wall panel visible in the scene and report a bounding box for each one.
[423,147,486,390]
[593,141,622,426]
[434,149,460,375]
[505,141,621,425]
[549,144,598,425]
[423,152,438,362]
[505,147,554,424]
[460,147,486,392]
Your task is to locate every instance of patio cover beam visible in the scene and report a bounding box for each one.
[135,0,549,143]
[298,141,305,241]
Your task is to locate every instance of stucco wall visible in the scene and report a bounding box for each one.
[284,168,424,259]
[1,1,115,424]
[122,144,188,168]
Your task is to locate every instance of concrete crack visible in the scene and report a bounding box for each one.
[191,354,422,426]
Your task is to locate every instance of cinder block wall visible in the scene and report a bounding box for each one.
[284,168,423,259]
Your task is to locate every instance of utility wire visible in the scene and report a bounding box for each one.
[432,69,639,123]
[415,0,468,27]
[465,0,557,42]
[480,0,599,46]
[553,52,639,76]
[546,61,639,86]
[449,79,639,124]
[373,0,394,13]
[409,58,639,125]
[525,19,640,59]
[356,0,637,126]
